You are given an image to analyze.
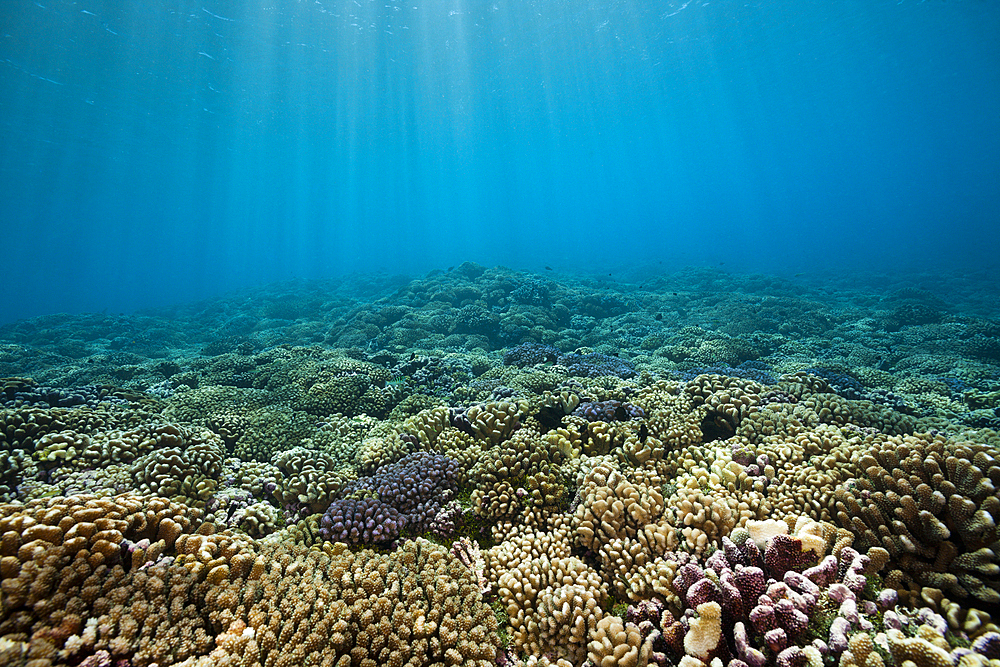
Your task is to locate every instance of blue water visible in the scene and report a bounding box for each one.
[1,0,998,323]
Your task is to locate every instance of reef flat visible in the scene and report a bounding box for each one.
[0,263,998,667]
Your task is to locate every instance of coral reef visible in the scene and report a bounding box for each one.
[1,265,999,667]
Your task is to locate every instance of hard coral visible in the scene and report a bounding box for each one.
[503,343,560,368]
[573,400,646,423]
[318,496,403,545]
[202,538,501,667]
[344,450,460,533]
[834,432,1000,603]
[556,352,637,379]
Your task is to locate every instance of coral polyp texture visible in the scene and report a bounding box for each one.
[1,263,1000,667]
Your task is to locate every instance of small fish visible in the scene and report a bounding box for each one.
[202,7,234,21]
[386,378,406,388]
[655,313,663,321]
[544,266,553,271]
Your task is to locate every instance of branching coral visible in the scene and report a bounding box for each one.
[834,432,1000,603]
[3,331,1000,667]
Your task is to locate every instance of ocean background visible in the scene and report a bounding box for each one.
[1,0,999,323]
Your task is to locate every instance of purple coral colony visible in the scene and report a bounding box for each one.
[1,263,999,667]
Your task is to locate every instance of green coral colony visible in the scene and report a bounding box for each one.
[0,264,998,667]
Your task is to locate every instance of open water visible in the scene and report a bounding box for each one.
[1,0,998,322]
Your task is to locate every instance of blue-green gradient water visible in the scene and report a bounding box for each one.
[1,0,998,323]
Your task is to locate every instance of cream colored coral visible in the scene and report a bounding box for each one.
[627,553,685,607]
[466,399,530,444]
[485,524,573,592]
[834,432,1000,603]
[747,518,790,551]
[34,430,90,463]
[632,384,705,450]
[839,632,885,667]
[587,615,643,667]
[353,432,412,475]
[534,584,604,664]
[886,628,953,667]
[542,424,585,461]
[398,405,451,447]
[536,388,582,416]
[621,432,664,467]
[498,555,607,659]
[685,602,723,661]
[685,374,762,433]
[665,474,745,555]
[587,421,622,455]
[574,463,665,550]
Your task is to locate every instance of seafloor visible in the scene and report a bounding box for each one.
[0,262,998,667]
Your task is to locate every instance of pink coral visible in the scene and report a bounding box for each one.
[78,651,112,667]
[765,628,788,653]
[733,566,767,605]
[734,621,768,667]
[776,646,807,667]
[764,534,815,579]
[803,555,838,587]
